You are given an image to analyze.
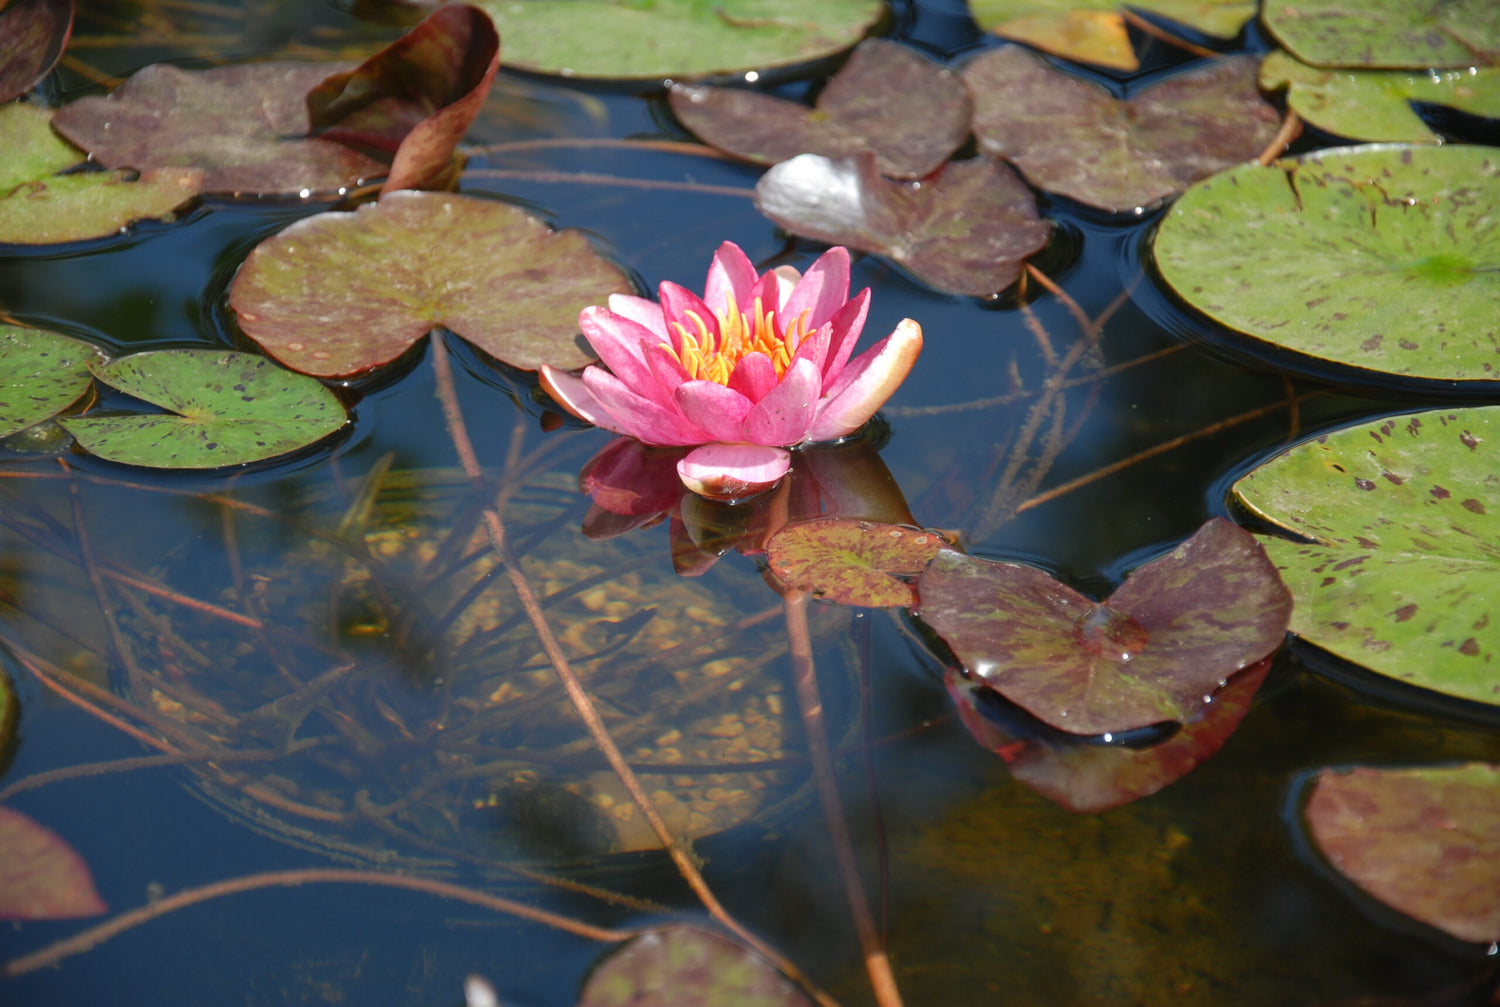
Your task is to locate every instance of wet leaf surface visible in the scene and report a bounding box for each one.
[0,0,73,102]
[0,103,203,245]
[1233,406,1500,707]
[1304,763,1500,943]
[1153,144,1500,383]
[0,806,107,920]
[915,518,1291,735]
[50,62,387,195]
[58,349,347,468]
[470,0,883,80]
[229,190,633,376]
[577,926,813,1007]
[966,49,1280,213]
[669,39,970,180]
[755,153,1051,297]
[765,518,947,607]
[308,3,499,194]
[1259,51,1500,145]
[0,324,97,437]
[1262,0,1500,70]
[969,0,1256,71]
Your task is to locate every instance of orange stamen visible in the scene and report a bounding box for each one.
[662,290,811,387]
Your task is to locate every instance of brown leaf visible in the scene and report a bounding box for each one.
[0,806,107,920]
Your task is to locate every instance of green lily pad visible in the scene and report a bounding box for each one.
[1262,0,1500,70]
[1305,763,1500,943]
[915,518,1291,736]
[577,926,813,1007]
[754,153,1052,297]
[0,102,204,245]
[0,0,73,103]
[0,806,107,920]
[765,518,948,607]
[0,324,97,437]
[1260,51,1500,145]
[669,39,971,180]
[969,0,1257,71]
[470,0,882,81]
[1232,406,1500,707]
[50,62,387,196]
[966,49,1280,213]
[1153,144,1500,384]
[228,190,633,377]
[58,349,347,468]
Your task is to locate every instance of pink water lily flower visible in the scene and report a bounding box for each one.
[540,242,922,500]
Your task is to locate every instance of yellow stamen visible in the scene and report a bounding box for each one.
[659,289,812,387]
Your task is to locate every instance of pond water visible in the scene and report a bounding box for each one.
[3,1,1499,1005]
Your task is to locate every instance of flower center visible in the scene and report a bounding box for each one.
[663,291,810,386]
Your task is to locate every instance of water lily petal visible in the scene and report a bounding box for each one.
[744,356,821,446]
[790,318,833,377]
[674,380,754,443]
[643,339,692,399]
[606,293,669,340]
[677,443,791,501]
[770,265,801,312]
[583,367,711,446]
[704,241,759,317]
[539,365,627,434]
[658,281,718,348]
[728,351,778,404]
[781,245,851,331]
[579,306,662,398]
[819,287,871,386]
[807,318,923,441]
[579,437,686,516]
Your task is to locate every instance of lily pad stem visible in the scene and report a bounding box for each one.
[1256,109,1302,167]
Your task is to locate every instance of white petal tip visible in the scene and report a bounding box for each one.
[677,444,791,502]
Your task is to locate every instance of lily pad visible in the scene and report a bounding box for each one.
[0,806,107,920]
[765,518,948,607]
[0,668,14,774]
[969,0,1257,71]
[228,190,633,376]
[755,153,1051,297]
[1262,0,1500,70]
[1260,51,1500,145]
[50,62,387,195]
[915,518,1291,735]
[0,324,97,437]
[1232,407,1500,707]
[1304,763,1500,943]
[669,39,971,180]
[0,0,73,102]
[966,49,1281,213]
[470,0,883,81]
[577,926,813,1007]
[0,102,204,245]
[58,349,347,468]
[1153,144,1500,383]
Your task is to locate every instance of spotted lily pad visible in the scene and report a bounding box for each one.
[669,39,970,180]
[765,518,947,606]
[470,0,882,81]
[1153,145,1500,383]
[58,349,347,468]
[0,806,107,920]
[0,324,97,436]
[229,190,633,376]
[969,0,1258,71]
[1262,0,1500,70]
[916,518,1291,735]
[1304,763,1500,943]
[0,0,72,102]
[1232,407,1500,707]
[0,102,203,245]
[755,153,1051,297]
[577,926,812,1007]
[966,49,1280,213]
[1260,51,1500,145]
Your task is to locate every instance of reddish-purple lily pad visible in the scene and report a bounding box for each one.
[1305,763,1500,943]
[916,518,1292,735]
[669,39,970,180]
[578,926,813,1007]
[766,518,948,607]
[755,153,1051,297]
[229,190,634,377]
[50,62,386,195]
[308,2,499,194]
[0,0,73,102]
[965,49,1281,213]
[0,806,107,920]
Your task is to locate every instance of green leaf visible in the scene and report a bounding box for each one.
[0,0,73,103]
[969,0,1257,71]
[577,926,813,1007]
[765,518,948,607]
[966,49,1281,213]
[1153,144,1500,384]
[1232,406,1500,707]
[228,190,633,377]
[1262,0,1500,70]
[0,807,107,920]
[469,0,883,80]
[1260,51,1500,144]
[59,349,347,468]
[0,324,97,437]
[1305,764,1500,943]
